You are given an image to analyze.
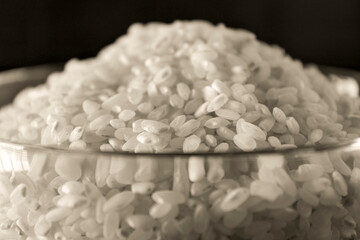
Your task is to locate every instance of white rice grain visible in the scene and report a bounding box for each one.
[103,212,120,239]
[308,129,323,143]
[118,110,136,122]
[82,100,100,114]
[211,79,231,96]
[239,121,266,141]
[215,109,240,121]
[186,156,205,183]
[149,203,172,219]
[205,134,217,148]
[152,190,185,205]
[286,117,300,134]
[332,171,348,196]
[45,207,71,222]
[103,191,135,212]
[126,214,156,231]
[220,187,250,212]
[141,120,169,134]
[214,142,230,153]
[183,135,201,153]
[233,134,256,152]
[131,182,155,195]
[137,102,155,114]
[207,94,229,112]
[204,117,230,129]
[176,82,191,101]
[175,119,201,137]
[250,180,283,202]
[60,181,85,195]
[272,107,287,123]
[224,100,246,114]
[169,94,185,108]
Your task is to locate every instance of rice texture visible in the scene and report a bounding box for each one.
[0,20,360,239]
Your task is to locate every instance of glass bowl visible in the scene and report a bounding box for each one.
[1,64,360,240]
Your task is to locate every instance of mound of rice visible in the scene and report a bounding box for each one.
[1,21,360,240]
[0,20,359,152]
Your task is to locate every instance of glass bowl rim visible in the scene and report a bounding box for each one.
[1,63,360,157]
[1,137,359,157]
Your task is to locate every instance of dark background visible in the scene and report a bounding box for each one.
[1,0,360,71]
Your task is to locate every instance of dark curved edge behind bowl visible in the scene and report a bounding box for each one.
[0,63,64,106]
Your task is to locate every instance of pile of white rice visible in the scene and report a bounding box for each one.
[0,20,360,239]
[0,20,359,152]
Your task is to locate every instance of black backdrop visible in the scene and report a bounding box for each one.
[1,0,360,71]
